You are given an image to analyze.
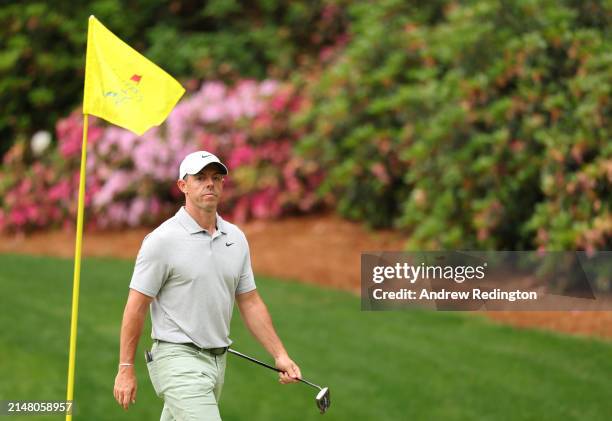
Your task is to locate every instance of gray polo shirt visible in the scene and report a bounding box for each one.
[129,207,256,348]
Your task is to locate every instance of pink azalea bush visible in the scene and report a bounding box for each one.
[0,80,324,233]
[0,120,103,233]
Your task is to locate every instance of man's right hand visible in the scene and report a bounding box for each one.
[113,366,137,410]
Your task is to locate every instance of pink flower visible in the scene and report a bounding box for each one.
[106,203,128,226]
[236,79,257,94]
[234,81,260,117]
[0,78,319,234]
[10,208,28,227]
[88,124,104,145]
[127,198,147,226]
[229,145,255,168]
[232,197,250,223]
[259,80,279,97]
[251,188,281,219]
[270,91,290,112]
[224,96,243,120]
[256,141,290,164]
[166,103,190,140]
[17,179,33,195]
[200,81,226,102]
[25,204,38,220]
[93,170,134,208]
[117,130,138,154]
[252,114,273,131]
[150,197,161,217]
[283,161,301,193]
[85,178,101,206]
[32,162,45,177]
[231,132,247,147]
[319,46,336,62]
[86,153,97,172]
[201,103,225,123]
[240,98,260,118]
[49,180,71,201]
[56,116,81,158]
[49,205,62,222]
[133,140,164,177]
[97,127,120,156]
[5,189,18,207]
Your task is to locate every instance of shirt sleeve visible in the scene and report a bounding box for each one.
[129,233,170,297]
[236,233,256,295]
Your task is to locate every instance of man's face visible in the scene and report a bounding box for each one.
[177,165,225,212]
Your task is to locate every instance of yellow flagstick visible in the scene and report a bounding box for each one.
[65,16,184,418]
[65,114,89,421]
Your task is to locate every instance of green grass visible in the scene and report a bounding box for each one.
[0,253,611,420]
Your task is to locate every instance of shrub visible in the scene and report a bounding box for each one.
[0,80,323,233]
[296,0,611,250]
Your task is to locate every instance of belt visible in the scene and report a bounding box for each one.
[155,340,228,355]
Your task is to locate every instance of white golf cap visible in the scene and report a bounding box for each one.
[179,151,228,180]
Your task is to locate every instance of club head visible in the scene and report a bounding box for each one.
[315,387,330,414]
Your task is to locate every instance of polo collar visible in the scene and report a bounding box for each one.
[216,213,228,234]
[176,206,227,235]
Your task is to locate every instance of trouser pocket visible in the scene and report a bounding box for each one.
[147,361,162,397]
[146,345,162,397]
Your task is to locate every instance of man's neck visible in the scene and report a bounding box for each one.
[184,204,217,235]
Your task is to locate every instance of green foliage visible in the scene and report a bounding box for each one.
[297,0,611,250]
[0,0,346,155]
[0,2,84,156]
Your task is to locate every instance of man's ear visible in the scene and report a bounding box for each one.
[177,178,187,193]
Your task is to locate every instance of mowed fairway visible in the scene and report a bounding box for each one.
[0,254,611,421]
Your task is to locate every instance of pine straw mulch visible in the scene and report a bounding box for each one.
[1,213,610,340]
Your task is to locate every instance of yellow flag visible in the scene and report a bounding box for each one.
[83,16,185,135]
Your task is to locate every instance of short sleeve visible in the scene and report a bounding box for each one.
[236,235,256,295]
[129,233,170,297]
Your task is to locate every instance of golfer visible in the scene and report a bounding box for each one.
[113,151,301,420]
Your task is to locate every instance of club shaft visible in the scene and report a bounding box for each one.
[227,348,321,390]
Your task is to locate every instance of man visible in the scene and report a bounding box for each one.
[113,151,301,420]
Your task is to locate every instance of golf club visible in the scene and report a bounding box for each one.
[227,348,331,414]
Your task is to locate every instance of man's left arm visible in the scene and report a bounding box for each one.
[236,290,301,384]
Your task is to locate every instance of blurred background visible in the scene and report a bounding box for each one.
[1,0,610,251]
[0,1,610,420]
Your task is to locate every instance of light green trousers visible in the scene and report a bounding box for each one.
[147,342,227,421]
